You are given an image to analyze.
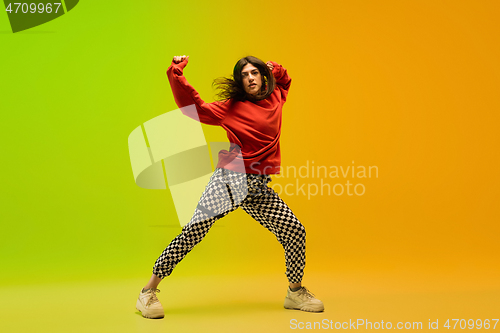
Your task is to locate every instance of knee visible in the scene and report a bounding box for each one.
[181,224,203,243]
[181,217,215,245]
[291,221,306,239]
[299,222,306,237]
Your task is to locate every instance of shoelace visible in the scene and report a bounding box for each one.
[298,287,315,299]
[146,289,161,306]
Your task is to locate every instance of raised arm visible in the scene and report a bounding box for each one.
[167,56,228,126]
[267,61,292,101]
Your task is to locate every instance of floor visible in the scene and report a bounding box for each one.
[1,271,499,332]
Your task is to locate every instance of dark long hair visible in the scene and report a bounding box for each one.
[213,56,276,102]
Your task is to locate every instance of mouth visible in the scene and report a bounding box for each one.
[249,83,256,88]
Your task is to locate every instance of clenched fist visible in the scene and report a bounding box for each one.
[173,55,189,64]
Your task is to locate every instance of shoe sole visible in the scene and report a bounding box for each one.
[136,299,165,319]
[284,297,324,312]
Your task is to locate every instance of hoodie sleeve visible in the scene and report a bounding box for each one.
[167,59,228,126]
[269,61,292,102]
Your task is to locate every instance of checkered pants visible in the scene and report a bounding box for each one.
[153,168,306,283]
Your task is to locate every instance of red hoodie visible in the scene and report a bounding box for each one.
[166,59,291,175]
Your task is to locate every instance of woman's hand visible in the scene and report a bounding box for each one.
[173,55,189,64]
[266,61,274,71]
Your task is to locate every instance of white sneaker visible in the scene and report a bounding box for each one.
[284,286,324,312]
[136,288,164,319]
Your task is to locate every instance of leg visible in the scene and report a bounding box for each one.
[144,273,162,290]
[240,182,324,312]
[240,186,306,284]
[137,169,241,319]
[152,169,239,281]
[152,208,230,279]
[138,204,232,319]
[143,203,222,289]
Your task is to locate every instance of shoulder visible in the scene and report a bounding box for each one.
[218,98,235,109]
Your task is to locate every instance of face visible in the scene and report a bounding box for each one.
[241,63,262,97]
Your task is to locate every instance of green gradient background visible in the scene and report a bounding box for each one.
[1,1,500,332]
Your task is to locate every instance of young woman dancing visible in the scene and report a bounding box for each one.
[136,55,324,319]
